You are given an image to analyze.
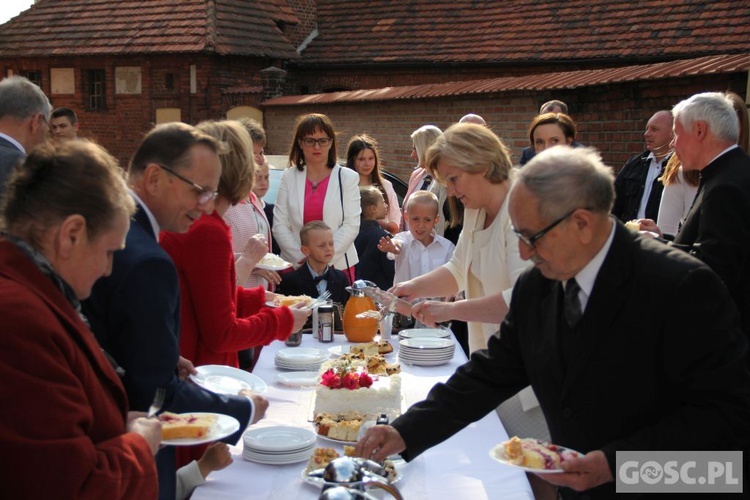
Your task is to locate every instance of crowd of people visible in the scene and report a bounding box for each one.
[0,73,749,500]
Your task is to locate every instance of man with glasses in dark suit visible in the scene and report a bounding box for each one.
[84,122,263,500]
[357,146,750,500]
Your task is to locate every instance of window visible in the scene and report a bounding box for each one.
[86,69,106,110]
[20,70,41,87]
[165,73,174,91]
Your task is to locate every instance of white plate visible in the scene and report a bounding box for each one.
[399,337,454,349]
[190,365,268,395]
[243,426,317,452]
[264,301,278,308]
[398,328,451,339]
[161,413,240,446]
[314,429,358,445]
[244,450,313,465]
[301,465,403,485]
[276,347,327,361]
[398,357,452,367]
[488,441,582,474]
[256,253,292,271]
[277,371,320,387]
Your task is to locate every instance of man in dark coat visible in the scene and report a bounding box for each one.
[0,75,51,195]
[356,146,750,500]
[611,110,673,222]
[672,91,750,347]
[84,123,262,500]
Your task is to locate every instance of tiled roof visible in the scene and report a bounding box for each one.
[0,0,300,58]
[263,53,750,106]
[299,0,750,65]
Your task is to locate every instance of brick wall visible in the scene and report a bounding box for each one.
[2,53,267,166]
[263,72,747,182]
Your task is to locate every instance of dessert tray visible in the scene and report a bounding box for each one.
[190,365,268,395]
[162,413,240,447]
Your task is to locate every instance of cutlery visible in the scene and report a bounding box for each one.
[147,387,166,418]
[359,286,452,329]
[306,289,331,309]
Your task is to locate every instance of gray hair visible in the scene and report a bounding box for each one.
[0,76,51,121]
[540,99,568,115]
[672,92,739,144]
[410,125,442,166]
[516,146,614,222]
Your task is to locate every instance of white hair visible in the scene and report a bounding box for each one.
[672,92,739,144]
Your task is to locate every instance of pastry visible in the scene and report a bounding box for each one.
[159,412,216,440]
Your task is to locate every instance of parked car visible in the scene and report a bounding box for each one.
[264,155,407,208]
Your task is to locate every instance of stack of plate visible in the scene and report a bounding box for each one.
[398,328,451,340]
[243,426,316,464]
[398,337,455,366]
[275,347,327,371]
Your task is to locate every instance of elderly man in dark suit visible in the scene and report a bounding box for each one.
[83,123,264,500]
[0,76,51,195]
[670,91,750,346]
[356,146,750,499]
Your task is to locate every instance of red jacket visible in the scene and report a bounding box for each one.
[161,211,294,368]
[0,240,158,499]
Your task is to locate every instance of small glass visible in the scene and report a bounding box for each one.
[285,330,302,347]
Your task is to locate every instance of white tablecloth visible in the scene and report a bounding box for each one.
[192,333,533,500]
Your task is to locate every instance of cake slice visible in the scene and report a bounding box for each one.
[502,436,578,470]
[351,342,379,356]
[159,412,217,440]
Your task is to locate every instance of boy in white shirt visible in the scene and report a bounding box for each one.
[378,190,455,286]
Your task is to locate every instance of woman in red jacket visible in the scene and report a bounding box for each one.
[161,120,309,369]
[0,140,160,499]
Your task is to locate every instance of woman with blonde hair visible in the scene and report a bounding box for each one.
[392,123,525,353]
[400,125,443,231]
[161,120,309,371]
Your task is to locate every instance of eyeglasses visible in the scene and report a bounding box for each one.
[156,163,218,205]
[301,137,331,148]
[512,209,576,250]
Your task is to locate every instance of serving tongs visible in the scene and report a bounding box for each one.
[353,280,452,329]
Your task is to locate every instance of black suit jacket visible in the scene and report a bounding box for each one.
[0,136,24,197]
[612,151,671,222]
[355,220,395,291]
[277,263,349,330]
[392,222,750,499]
[674,147,750,344]
[83,204,252,500]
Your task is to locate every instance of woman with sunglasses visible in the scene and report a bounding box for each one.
[273,113,361,283]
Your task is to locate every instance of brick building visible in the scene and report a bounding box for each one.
[0,0,748,176]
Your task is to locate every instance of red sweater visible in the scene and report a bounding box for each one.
[161,211,294,368]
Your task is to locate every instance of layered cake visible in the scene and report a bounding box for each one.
[313,359,402,416]
[502,436,580,470]
[159,412,217,440]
